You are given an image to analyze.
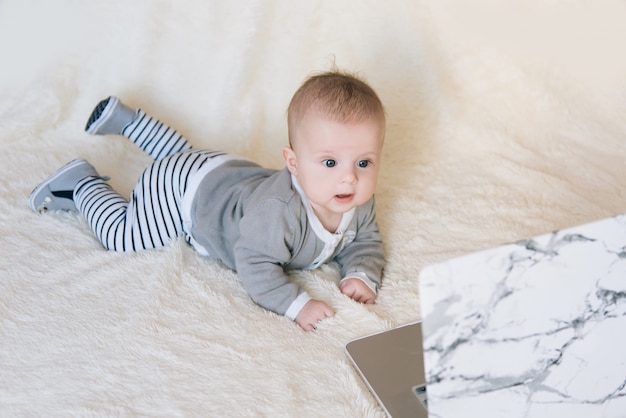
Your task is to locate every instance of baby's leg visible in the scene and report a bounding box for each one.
[73,149,221,252]
[85,96,192,161]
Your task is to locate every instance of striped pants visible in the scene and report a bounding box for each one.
[74,110,224,252]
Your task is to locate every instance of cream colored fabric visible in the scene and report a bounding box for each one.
[1,1,625,416]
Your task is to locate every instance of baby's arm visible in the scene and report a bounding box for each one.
[295,299,335,331]
[340,277,377,304]
[236,201,336,330]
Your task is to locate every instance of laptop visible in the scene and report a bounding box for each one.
[346,213,626,417]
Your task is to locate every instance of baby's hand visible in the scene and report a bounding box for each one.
[295,299,335,331]
[340,278,376,304]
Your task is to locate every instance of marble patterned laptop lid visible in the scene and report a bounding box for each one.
[418,213,626,418]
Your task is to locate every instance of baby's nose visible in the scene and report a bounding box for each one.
[341,167,358,184]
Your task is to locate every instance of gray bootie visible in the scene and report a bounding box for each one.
[29,158,105,213]
[84,96,136,135]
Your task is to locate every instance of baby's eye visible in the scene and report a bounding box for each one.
[322,159,337,168]
[357,160,370,168]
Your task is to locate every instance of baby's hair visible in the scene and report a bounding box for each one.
[287,69,386,146]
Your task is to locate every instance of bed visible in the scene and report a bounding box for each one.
[1,1,625,416]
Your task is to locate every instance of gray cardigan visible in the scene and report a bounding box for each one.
[187,159,384,318]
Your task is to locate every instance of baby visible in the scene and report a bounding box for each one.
[30,70,386,331]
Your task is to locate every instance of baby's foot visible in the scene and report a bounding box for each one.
[85,96,136,135]
[29,158,103,213]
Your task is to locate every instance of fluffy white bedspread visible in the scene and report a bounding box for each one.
[1,1,625,416]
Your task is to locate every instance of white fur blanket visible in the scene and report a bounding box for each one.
[1,1,625,416]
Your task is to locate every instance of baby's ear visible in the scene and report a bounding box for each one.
[282,146,298,175]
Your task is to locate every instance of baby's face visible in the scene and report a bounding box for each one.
[283,113,384,230]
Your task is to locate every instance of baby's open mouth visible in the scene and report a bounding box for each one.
[335,194,354,202]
